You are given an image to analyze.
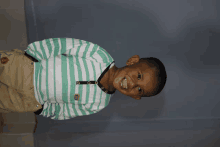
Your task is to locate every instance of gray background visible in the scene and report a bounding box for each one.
[24,0,220,146]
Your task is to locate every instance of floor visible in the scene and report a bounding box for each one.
[0,0,36,146]
[33,129,220,147]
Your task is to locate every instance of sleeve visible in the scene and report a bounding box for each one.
[84,102,104,114]
[24,38,98,62]
[40,102,95,120]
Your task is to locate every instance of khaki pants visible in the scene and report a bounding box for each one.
[0,49,42,113]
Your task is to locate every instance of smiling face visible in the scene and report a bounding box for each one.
[110,55,157,100]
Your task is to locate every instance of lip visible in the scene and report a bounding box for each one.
[121,77,126,90]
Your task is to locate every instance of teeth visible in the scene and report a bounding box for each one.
[121,77,127,89]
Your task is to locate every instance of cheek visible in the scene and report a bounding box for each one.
[115,69,127,81]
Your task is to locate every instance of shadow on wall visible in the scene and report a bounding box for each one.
[107,90,166,120]
[150,21,220,75]
[170,24,220,68]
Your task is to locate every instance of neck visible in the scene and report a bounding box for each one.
[107,65,120,90]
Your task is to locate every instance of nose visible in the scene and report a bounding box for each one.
[127,75,137,89]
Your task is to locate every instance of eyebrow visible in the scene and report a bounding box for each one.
[142,89,145,97]
[142,87,145,97]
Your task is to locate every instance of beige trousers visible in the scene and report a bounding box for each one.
[0,49,42,113]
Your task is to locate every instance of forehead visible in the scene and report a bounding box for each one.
[136,61,157,94]
[136,62,155,79]
[136,61,151,71]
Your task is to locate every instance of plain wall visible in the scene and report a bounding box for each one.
[24,0,220,146]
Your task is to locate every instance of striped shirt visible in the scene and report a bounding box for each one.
[24,38,115,120]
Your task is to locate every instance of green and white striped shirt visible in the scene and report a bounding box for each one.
[25,38,115,120]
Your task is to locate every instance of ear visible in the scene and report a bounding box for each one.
[126,55,140,66]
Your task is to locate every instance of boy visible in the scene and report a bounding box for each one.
[0,38,167,120]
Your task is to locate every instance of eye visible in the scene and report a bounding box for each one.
[138,73,142,94]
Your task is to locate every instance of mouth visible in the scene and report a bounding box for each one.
[121,77,127,90]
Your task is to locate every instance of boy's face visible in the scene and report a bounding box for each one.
[112,55,157,100]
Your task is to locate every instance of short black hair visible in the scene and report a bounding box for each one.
[139,57,167,97]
